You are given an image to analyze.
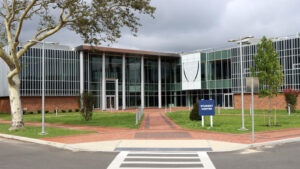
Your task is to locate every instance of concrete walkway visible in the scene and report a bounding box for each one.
[1,108,300,152]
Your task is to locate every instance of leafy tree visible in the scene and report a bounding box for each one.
[250,36,284,126]
[79,92,96,121]
[0,0,155,130]
[189,101,202,121]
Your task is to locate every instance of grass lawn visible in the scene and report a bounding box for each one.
[0,111,140,129]
[166,110,300,134]
[0,123,95,138]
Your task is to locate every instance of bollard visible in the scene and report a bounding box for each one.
[55,107,58,117]
[288,104,291,116]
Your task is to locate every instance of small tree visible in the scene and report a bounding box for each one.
[251,36,284,126]
[189,101,202,121]
[79,92,96,121]
[284,88,299,113]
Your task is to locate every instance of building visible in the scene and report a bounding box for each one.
[0,34,300,113]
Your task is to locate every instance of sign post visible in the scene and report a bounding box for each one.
[199,100,215,128]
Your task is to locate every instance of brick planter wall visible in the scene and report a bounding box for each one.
[0,96,80,113]
[234,93,300,110]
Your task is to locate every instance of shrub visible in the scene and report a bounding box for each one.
[78,92,96,121]
[37,110,41,114]
[75,109,79,112]
[45,110,49,114]
[68,109,72,112]
[284,89,299,113]
[189,101,202,121]
[29,111,34,114]
[61,110,66,113]
[53,109,57,113]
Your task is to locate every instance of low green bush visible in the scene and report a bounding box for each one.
[68,109,72,112]
[45,110,49,114]
[37,110,41,114]
[61,110,66,113]
[189,101,202,121]
[75,109,79,112]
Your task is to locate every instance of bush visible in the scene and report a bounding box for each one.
[284,89,299,113]
[53,109,57,113]
[75,109,79,112]
[68,109,72,112]
[29,111,34,114]
[37,110,41,114]
[45,110,49,114]
[189,101,202,121]
[61,110,66,113]
[78,92,96,121]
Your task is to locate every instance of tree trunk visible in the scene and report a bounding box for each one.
[8,75,24,131]
[268,96,271,127]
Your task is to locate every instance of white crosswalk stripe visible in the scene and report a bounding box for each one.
[107,152,216,169]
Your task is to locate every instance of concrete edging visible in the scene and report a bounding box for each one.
[0,133,81,152]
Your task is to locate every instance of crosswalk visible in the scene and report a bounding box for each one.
[107,152,216,169]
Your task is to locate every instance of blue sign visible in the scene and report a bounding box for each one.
[199,100,215,116]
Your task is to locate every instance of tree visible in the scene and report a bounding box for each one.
[250,36,284,126]
[79,92,96,121]
[0,0,155,130]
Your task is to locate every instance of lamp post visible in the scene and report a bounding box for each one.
[228,36,254,131]
[29,40,57,135]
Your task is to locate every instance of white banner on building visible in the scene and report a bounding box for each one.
[181,52,201,90]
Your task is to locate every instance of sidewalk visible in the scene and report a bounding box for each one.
[1,108,300,152]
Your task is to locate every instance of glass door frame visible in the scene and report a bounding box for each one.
[223,93,234,109]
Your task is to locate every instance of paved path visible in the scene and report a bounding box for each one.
[2,109,300,146]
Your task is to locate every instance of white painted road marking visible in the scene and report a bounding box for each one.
[107,152,216,169]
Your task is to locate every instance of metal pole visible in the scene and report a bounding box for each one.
[240,37,247,130]
[202,116,204,127]
[40,41,46,135]
[251,77,255,142]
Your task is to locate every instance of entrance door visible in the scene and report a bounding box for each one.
[106,96,115,110]
[223,93,233,109]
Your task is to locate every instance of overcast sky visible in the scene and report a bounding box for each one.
[21,0,300,53]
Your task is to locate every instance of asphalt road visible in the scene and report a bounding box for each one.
[210,141,300,169]
[1,137,300,169]
[0,138,117,169]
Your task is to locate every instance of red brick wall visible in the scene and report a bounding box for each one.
[234,94,300,110]
[0,96,80,113]
[0,97,11,113]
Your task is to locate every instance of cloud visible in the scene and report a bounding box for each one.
[19,0,300,53]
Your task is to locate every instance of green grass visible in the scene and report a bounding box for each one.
[166,110,300,134]
[0,111,140,129]
[215,108,300,115]
[0,123,95,138]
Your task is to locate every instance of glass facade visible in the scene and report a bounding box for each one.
[13,34,300,109]
[20,47,80,96]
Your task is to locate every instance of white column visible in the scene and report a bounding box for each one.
[141,55,144,108]
[79,51,84,95]
[122,54,126,110]
[158,56,162,108]
[102,52,106,110]
[115,79,119,110]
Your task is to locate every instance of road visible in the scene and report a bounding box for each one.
[1,137,300,169]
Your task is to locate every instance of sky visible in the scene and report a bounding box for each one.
[20,0,300,53]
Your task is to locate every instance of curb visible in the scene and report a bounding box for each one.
[0,133,82,152]
[1,133,300,153]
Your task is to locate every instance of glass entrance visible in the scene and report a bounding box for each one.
[224,93,233,109]
[106,96,115,110]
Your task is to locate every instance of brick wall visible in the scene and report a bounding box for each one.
[0,96,80,113]
[234,94,300,110]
